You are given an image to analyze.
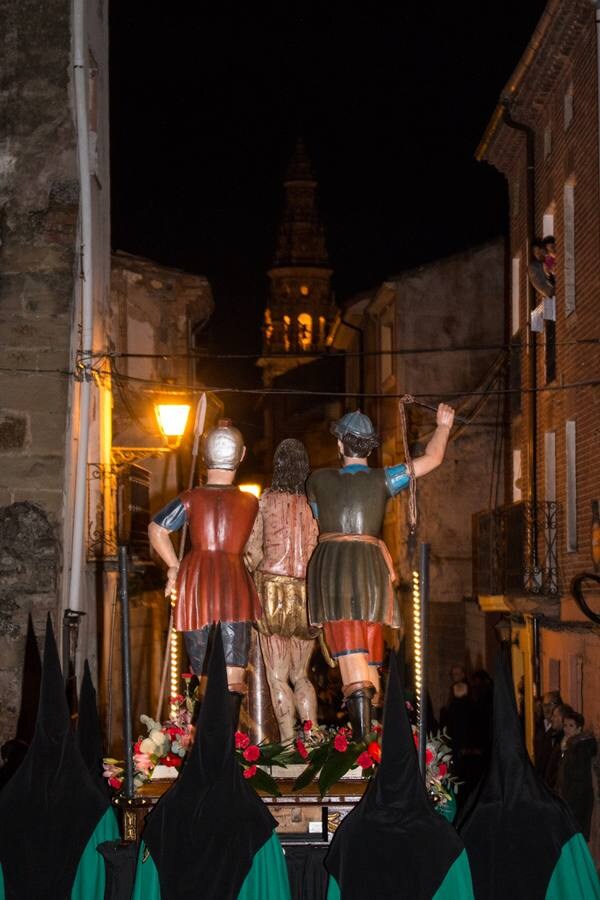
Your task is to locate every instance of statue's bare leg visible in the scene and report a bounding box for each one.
[289,637,318,726]
[258,633,295,743]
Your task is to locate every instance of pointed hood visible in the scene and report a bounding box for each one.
[142,624,275,900]
[0,615,109,900]
[0,615,41,789]
[458,650,578,899]
[77,659,108,793]
[326,653,465,899]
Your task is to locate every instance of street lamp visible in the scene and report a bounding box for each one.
[155,403,191,448]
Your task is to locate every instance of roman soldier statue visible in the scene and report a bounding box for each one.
[306,404,455,740]
[245,439,319,743]
[148,420,262,725]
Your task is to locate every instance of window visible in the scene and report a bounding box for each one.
[511,256,520,335]
[318,315,326,345]
[297,313,312,350]
[544,432,556,573]
[512,449,522,502]
[566,420,577,552]
[542,211,554,241]
[564,84,574,131]
[548,658,561,693]
[563,181,576,315]
[545,320,556,383]
[283,315,291,352]
[263,309,273,343]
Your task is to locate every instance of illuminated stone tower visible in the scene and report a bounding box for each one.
[259,140,338,388]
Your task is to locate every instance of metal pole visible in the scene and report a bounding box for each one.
[118,545,134,799]
[418,542,430,777]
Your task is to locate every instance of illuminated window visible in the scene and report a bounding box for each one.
[318,316,326,344]
[263,309,273,342]
[283,315,291,352]
[300,284,310,297]
[297,313,312,350]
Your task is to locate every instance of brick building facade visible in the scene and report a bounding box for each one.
[336,240,506,715]
[476,0,600,858]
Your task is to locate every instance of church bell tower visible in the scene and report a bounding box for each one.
[259,140,338,387]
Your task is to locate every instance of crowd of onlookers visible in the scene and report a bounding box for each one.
[441,665,597,841]
[534,690,597,841]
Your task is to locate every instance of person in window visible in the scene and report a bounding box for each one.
[306,404,455,739]
[542,234,557,283]
[544,702,568,789]
[148,420,262,727]
[557,710,597,841]
[528,237,555,298]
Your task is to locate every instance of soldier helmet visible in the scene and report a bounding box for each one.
[331,409,379,444]
[203,419,245,470]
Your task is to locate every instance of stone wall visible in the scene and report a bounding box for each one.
[0,0,79,745]
[0,503,59,746]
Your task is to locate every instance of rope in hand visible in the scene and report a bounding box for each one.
[398,395,418,535]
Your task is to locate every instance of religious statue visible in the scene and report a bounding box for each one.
[148,420,262,726]
[306,404,455,739]
[246,439,319,743]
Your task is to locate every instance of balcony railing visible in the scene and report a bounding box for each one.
[473,501,559,600]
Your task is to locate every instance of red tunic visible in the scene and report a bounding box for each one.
[174,486,261,632]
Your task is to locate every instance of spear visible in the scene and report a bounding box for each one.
[154,392,207,721]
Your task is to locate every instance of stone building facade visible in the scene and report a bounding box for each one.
[336,240,506,715]
[0,0,111,745]
[476,0,600,858]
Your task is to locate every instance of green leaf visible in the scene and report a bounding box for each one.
[307,742,331,767]
[292,762,322,791]
[250,767,281,796]
[259,742,287,762]
[318,745,362,796]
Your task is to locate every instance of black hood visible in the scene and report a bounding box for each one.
[0,615,109,900]
[326,652,464,899]
[142,623,276,900]
[458,650,578,899]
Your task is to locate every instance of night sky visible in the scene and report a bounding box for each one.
[110,1,546,368]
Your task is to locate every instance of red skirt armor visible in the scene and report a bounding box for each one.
[174,486,262,632]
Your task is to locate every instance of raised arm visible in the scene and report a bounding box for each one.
[411,403,455,479]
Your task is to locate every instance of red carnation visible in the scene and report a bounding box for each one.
[373,724,383,734]
[235,731,250,750]
[334,732,348,753]
[181,673,193,681]
[295,738,309,760]
[163,752,183,768]
[367,740,382,764]
[303,720,312,732]
[134,739,142,754]
[357,751,373,769]
[243,744,260,762]
[438,762,448,777]
[243,765,257,779]
[108,776,123,790]
[425,748,434,766]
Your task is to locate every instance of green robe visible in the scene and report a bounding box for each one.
[132,831,291,899]
[326,847,474,899]
[0,807,120,900]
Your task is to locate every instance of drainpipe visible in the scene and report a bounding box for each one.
[501,101,538,571]
[67,0,94,614]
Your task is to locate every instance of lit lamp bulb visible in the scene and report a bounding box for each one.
[155,403,191,448]
[412,569,422,717]
[169,589,180,718]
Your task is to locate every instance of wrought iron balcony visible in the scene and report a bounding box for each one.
[473,501,559,600]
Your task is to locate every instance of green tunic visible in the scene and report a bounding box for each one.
[306,467,402,627]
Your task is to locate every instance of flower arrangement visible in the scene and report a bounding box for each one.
[103,681,457,817]
[288,715,458,819]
